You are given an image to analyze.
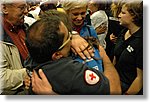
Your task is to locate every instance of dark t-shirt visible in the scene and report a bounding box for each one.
[34,57,110,95]
[114,28,143,92]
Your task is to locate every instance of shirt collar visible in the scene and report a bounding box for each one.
[132,27,143,38]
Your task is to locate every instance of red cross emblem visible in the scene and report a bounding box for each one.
[84,70,100,85]
[89,73,96,80]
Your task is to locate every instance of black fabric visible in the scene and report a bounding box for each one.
[114,28,143,93]
[85,10,92,26]
[27,57,110,95]
[105,19,124,61]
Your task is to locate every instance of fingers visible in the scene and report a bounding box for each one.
[78,44,89,59]
[110,34,117,43]
[76,44,93,60]
[32,70,38,92]
[71,34,94,60]
[24,75,31,89]
[38,69,48,82]
[87,46,95,57]
[31,69,54,95]
[71,47,77,55]
[82,50,91,59]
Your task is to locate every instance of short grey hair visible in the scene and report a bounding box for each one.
[1,0,25,4]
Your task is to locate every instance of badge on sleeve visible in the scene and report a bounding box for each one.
[84,70,100,85]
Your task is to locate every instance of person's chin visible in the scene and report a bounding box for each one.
[18,21,24,26]
[21,17,25,22]
[75,22,83,26]
[119,22,122,25]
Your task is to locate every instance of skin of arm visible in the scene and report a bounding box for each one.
[125,68,143,95]
[99,45,121,95]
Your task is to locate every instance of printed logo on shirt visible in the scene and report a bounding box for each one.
[93,66,99,70]
[84,70,100,85]
[127,45,134,53]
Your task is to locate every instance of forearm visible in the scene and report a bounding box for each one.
[99,46,121,94]
[103,53,121,94]
[126,77,143,95]
[125,68,143,94]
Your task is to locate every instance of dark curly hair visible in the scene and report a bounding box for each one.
[26,16,64,63]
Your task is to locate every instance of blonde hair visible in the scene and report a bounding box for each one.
[61,0,88,12]
[111,0,125,17]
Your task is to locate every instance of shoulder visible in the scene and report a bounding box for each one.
[91,11,108,21]
[72,68,110,94]
[86,25,95,31]
[0,41,17,51]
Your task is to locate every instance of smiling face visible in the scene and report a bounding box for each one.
[2,0,28,26]
[68,7,87,27]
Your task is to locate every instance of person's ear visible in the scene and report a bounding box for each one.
[1,5,9,14]
[52,52,63,60]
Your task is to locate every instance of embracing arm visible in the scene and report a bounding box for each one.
[71,34,94,60]
[99,45,121,94]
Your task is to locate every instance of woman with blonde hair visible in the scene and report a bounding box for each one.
[61,0,104,72]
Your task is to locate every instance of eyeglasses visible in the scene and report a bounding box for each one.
[58,32,72,50]
[10,4,28,12]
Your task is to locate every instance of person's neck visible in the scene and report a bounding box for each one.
[4,18,15,27]
[128,24,140,35]
[73,24,83,33]
[4,17,23,28]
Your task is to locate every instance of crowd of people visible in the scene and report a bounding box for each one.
[0,0,143,95]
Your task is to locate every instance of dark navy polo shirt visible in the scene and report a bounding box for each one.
[35,57,110,95]
[114,28,143,88]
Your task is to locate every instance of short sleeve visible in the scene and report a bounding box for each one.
[71,67,110,95]
[136,48,143,70]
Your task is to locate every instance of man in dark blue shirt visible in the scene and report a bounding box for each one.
[25,13,121,95]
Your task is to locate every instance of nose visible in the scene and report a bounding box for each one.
[24,7,28,15]
[76,14,82,20]
[118,12,121,18]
